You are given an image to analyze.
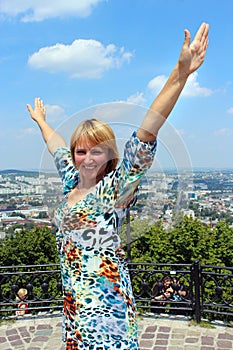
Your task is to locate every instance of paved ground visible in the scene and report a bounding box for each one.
[0,312,233,350]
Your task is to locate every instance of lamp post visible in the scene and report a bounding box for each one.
[126,208,131,262]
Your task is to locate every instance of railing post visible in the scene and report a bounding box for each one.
[193,260,201,323]
[126,208,131,262]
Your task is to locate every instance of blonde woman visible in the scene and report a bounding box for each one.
[27,23,209,350]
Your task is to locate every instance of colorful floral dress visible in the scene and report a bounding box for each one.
[53,132,157,349]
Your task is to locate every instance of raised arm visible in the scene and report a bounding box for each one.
[27,97,67,155]
[137,22,209,142]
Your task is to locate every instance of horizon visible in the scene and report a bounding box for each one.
[1,166,233,174]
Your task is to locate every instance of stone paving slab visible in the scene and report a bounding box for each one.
[0,313,232,349]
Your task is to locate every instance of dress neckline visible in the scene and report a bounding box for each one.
[65,184,97,210]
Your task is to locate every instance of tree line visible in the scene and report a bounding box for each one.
[0,216,233,267]
[122,216,233,267]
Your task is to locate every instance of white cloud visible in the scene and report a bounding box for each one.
[28,39,132,79]
[147,72,213,97]
[0,0,105,22]
[214,128,233,137]
[147,75,167,94]
[45,104,66,123]
[126,92,146,105]
[227,107,233,115]
[183,72,213,97]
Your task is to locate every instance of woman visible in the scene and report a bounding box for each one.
[27,23,209,350]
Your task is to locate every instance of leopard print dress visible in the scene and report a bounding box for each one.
[53,132,157,349]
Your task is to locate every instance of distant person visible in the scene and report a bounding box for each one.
[171,278,189,315]
[16,288,29,316]
[151,276,188,314]
[27,23,209,350]
[151,276,173,313]
[152,276,173,301]
[171,278,187,301]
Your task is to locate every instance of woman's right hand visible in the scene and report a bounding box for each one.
[26,97,67,154]
[27,97,46,123]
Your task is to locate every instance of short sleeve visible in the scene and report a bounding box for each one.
[54,147,79,196]
[114,131,157,207]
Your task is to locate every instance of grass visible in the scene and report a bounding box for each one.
[189,319,216,329]
[0,318,16,325]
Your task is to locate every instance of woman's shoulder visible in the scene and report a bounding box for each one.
[54,147,75,172]
[54,146,71,158]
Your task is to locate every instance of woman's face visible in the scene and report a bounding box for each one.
[74,142,110,183]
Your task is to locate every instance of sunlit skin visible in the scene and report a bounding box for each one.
[74,143,110,188]
[65,143,111,208]
[63,144,110,207]
[163,280,171,289]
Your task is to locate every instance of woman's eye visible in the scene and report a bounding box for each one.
[75,150,86,155]
[91,150,102,154]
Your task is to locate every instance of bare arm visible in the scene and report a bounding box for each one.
[137,22,209,142]
[27,97,67,155]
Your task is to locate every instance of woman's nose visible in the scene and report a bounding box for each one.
[83,151,93,163]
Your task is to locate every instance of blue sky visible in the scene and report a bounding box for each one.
[0,0,233,171]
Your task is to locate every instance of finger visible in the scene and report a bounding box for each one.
[26,104,33,114]
[35,97,41,107]
[199,24,209,52]
[194,22,209,43]
[198,25,209,56]
[34,97,39,107]
[202,25,209,49]
[183,29,191,47]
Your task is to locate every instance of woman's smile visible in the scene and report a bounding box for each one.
[74,144,110,185]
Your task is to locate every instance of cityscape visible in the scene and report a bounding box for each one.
[0,168,233,239]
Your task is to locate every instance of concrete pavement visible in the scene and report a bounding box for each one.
[0,312,233,349]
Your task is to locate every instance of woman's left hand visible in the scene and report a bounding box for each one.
[178,22,209,76]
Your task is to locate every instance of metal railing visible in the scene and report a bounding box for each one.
[0,264,63,315]
[0,261,233,322]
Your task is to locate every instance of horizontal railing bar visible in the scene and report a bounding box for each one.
[201,264,233,270]
[202,303,233,308]
[0,264,60,269]
[202,308,233,316]
[0,270,61,276]
[129,262,192,267]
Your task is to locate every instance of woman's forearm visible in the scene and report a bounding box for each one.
[137,63,188,141]
[36,119,66,155]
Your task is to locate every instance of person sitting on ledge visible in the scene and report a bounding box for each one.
[151,276,188,314]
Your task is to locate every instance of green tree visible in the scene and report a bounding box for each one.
[0,227,58,266]
[168,215,215,264]
[120,217,153,245]
[129,216,233,267]
[130,220,170,263]
[212,221,233,266]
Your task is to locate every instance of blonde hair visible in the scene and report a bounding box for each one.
[16,288,28,301]
[70,119,119,175]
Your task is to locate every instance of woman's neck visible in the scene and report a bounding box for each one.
[78,178,97,190]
